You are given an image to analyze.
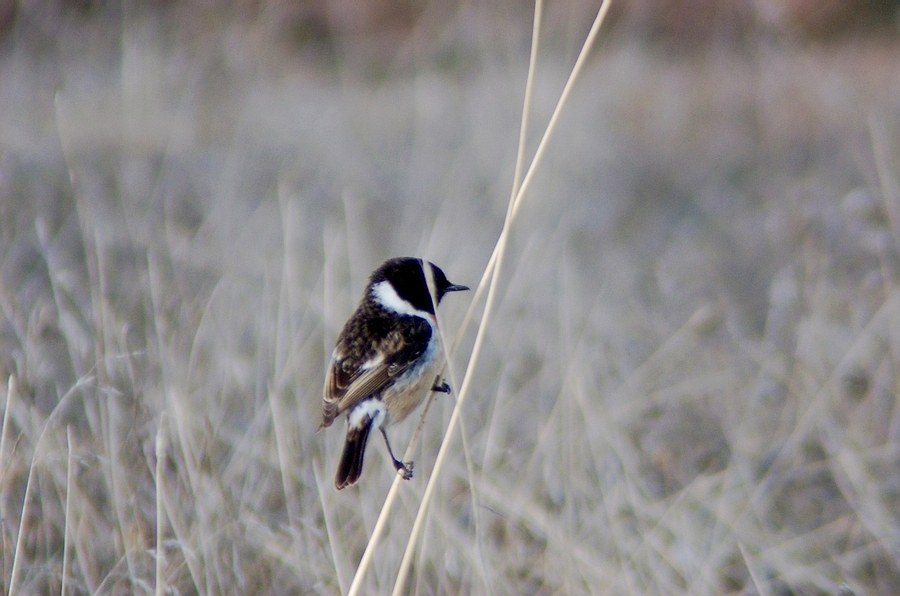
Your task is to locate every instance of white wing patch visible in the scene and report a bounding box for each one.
[359,352,384,371]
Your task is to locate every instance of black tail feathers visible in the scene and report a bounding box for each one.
[334,419,372,490]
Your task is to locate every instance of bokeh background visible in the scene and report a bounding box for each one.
[1,1,900,594]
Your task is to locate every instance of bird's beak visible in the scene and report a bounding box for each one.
[445,284,469,293]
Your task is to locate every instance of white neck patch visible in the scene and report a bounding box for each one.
[372,280,432,319]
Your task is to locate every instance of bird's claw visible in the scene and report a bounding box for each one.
[397,460,414,480]
[431,378,452,393]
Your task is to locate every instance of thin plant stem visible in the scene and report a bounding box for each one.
[62,426,74,596]
[391,1,614,592]
[346,1,615,592]
[155,414,167,596]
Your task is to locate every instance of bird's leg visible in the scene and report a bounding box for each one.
[431,375,452,393]
[380,428,413,480]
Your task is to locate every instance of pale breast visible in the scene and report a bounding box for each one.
[381,327,443,425]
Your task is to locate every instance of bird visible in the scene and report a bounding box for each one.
[320,257,469,490]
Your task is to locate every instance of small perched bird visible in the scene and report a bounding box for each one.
[320,257,469,490]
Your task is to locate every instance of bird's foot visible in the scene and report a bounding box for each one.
[431,377,452,393]
[393,459,414,480]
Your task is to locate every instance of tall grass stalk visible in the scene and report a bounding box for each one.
[154,416,166,596]
[345,1,615,592]
[61,426,74,596]
[392,0,614,588]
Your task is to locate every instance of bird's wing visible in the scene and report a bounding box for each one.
[321,318,432,427]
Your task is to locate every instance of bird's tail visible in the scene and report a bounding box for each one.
[334,418,373,490]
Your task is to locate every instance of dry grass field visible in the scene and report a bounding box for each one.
[1,2,899,594]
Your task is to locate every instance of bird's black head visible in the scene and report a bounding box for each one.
[371,257,468,315]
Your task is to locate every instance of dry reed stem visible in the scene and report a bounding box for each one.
[7,376,91,594]
[155,415,167,596]
[0,376,14,497]
[5,376,25,596]
[343,1,615,593]
[62,426,74,596]
[390,1,615,590]
[390,0,550,589]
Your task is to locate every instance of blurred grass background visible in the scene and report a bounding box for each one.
[1,0,900,594]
